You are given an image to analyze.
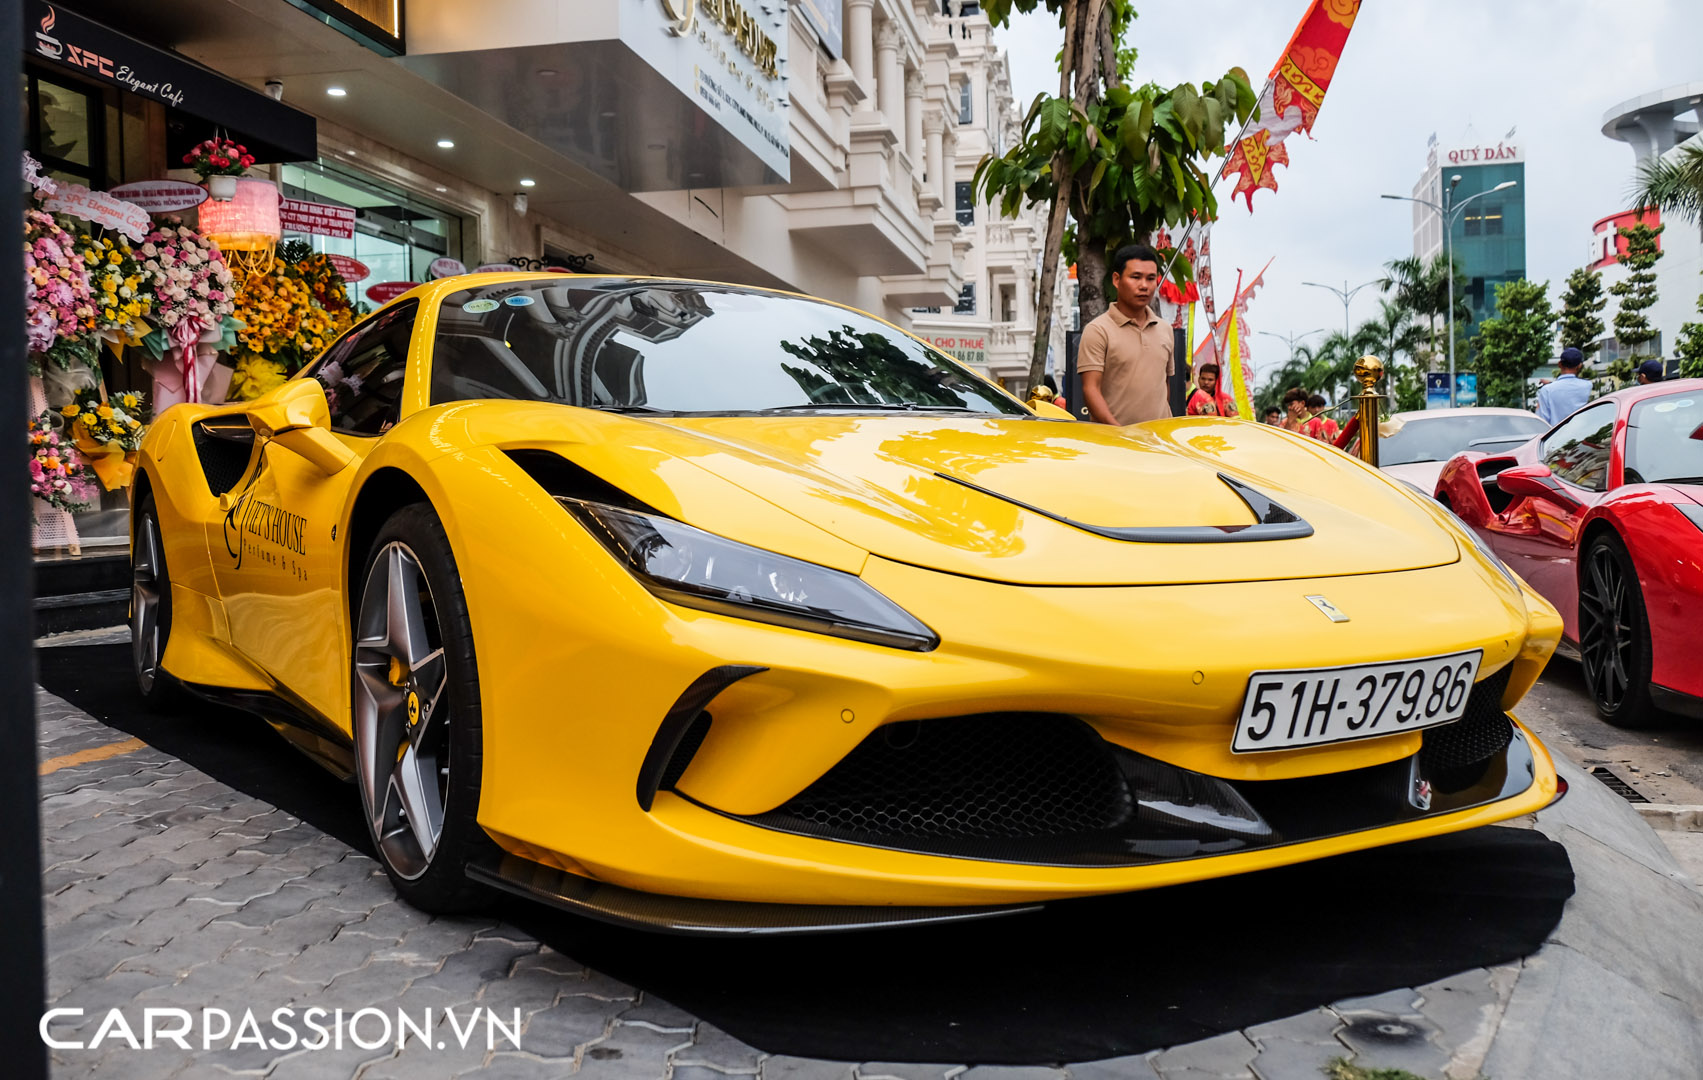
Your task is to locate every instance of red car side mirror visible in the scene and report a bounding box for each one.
[1496,462,1573,504]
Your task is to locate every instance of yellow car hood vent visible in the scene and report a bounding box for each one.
[638,414,1459,586]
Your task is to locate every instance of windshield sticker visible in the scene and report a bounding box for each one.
[1653,398,1694,413]
[503,295,535,307]
[462,299,499,313]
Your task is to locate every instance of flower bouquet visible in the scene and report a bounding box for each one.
[29,412,95,513]
[25,207,98,373]
[62,385,149,490]
[136,218,241,405]
[77,230,155,356]
[227,244,355,401]
[184,137,255,199]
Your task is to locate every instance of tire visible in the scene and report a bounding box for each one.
[1578,531,1658,728]
[351,503,496,913]
[132,492,183,710]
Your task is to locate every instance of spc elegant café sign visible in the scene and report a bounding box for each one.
[108,179,206,212]
[43,183,151,240]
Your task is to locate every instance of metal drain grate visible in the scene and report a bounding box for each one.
[1590,766,1650,803]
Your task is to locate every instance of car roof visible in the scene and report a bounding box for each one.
[1389,406,1543,421]
[1592,376,1703,408]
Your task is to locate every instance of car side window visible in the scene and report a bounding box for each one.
[311,301,419,436]
[1539,403,1617,492]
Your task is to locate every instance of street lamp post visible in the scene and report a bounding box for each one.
[1301,279,1381,337]
[1256,328,1326,390]
[1381,178,1517,407]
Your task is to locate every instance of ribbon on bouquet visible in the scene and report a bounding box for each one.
[171,317,205,404]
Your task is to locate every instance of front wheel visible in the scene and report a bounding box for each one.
[132,493,183,709]
[352,503,495,913]
[1578,532,1657,728]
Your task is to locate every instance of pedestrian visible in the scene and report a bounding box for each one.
[1262,406,1283,426]
[1306,394,1339,442]
[1281,387,1311,432]
[1077,244,1175,425]
[1536,347,1592,425]
[1185,362,1238,417]
[1637,359,1665,385]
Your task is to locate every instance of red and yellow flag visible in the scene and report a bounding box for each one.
[1221,0,1361,210]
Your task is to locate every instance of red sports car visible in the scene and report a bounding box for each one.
[1435,379,1703,727]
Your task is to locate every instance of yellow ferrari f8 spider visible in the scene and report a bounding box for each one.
[131,274,1565,933]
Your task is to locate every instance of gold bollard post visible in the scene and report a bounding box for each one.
[1352,354,1385,467]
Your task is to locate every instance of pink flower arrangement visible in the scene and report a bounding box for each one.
[139,219,235,337]
[29,412,94,512]
[24,208,97,360]
[182,137,255,180]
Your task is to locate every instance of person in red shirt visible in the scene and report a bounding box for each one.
[1185,362,1238,417]
[1305,394,1340,442]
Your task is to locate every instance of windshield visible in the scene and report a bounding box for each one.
[1625,392,1703,485]
[429,279,1027,416]
[1379,413,1547,466]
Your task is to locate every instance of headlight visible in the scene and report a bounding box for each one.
[561,498,938,651]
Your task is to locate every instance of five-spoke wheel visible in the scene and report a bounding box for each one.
[351,504,493,911]
[1578,532,1655,728]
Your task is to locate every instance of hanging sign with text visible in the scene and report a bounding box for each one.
[429,257,467,278]
[364,282,419,303]
[326,254,369,282]
[279,198,356,239]
[42,183,151,240]
[108,179,207,212]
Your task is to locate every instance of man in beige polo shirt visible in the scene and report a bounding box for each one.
[1077,244,1175,425]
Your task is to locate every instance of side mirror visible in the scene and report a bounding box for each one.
[247,379,355,476]
[1495,462,1572,504]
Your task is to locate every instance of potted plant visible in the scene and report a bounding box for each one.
[183,137,256,200]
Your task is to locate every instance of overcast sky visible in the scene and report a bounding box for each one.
[996,0,1699,382]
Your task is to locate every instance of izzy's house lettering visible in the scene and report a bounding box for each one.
[223,493,307,571]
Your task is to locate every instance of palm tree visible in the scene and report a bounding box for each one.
[1379,253,1470,366]
[1631,142,1703,225]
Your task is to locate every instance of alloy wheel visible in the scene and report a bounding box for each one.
[354,542,452,880]
[132,511,164,693]
[1578,544,1632,713]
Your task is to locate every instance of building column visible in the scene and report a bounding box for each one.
[943,126,959,206]
[924,111,946,207]
[846,0,875,111]
[905,69,925,178]
[876,22,904,130]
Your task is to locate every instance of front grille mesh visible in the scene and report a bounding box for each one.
[1420,664,1515,774]
[764,713,1133,841]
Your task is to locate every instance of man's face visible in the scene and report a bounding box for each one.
[1264,410,1282,425]
[1198,369,1217,394]
[1112,258,1159,313]
[1287,398,1307,417]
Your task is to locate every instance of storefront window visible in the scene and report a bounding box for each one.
[279,162,465,308]
[24,70,106,189]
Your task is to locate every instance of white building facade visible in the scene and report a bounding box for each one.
[1595,84,1703,366]
[906,7,1060,392]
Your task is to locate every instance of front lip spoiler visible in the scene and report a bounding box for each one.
[464,855,1041,936]
[934,470,1314,543]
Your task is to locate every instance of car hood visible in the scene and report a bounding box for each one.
[630,414,1461,586]
[1381,460,1446,495]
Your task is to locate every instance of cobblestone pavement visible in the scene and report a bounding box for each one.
[35,676,1703,1080]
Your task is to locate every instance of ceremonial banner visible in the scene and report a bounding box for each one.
[1221,0,1361,209]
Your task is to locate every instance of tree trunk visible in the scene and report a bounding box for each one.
[1023,0,1102,394]
[1077,235,1108,328]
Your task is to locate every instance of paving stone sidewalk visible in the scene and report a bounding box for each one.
[34,680,1703,1080]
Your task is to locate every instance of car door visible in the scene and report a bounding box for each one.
[210,301,420,726]
[1492,401,1618,640]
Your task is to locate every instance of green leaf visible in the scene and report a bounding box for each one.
[1088,159,1109,201]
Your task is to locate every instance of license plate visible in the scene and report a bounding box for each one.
[1232,650,1484,753]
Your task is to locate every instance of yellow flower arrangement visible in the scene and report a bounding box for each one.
[76,234,153,335]
[226,253,355,400]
